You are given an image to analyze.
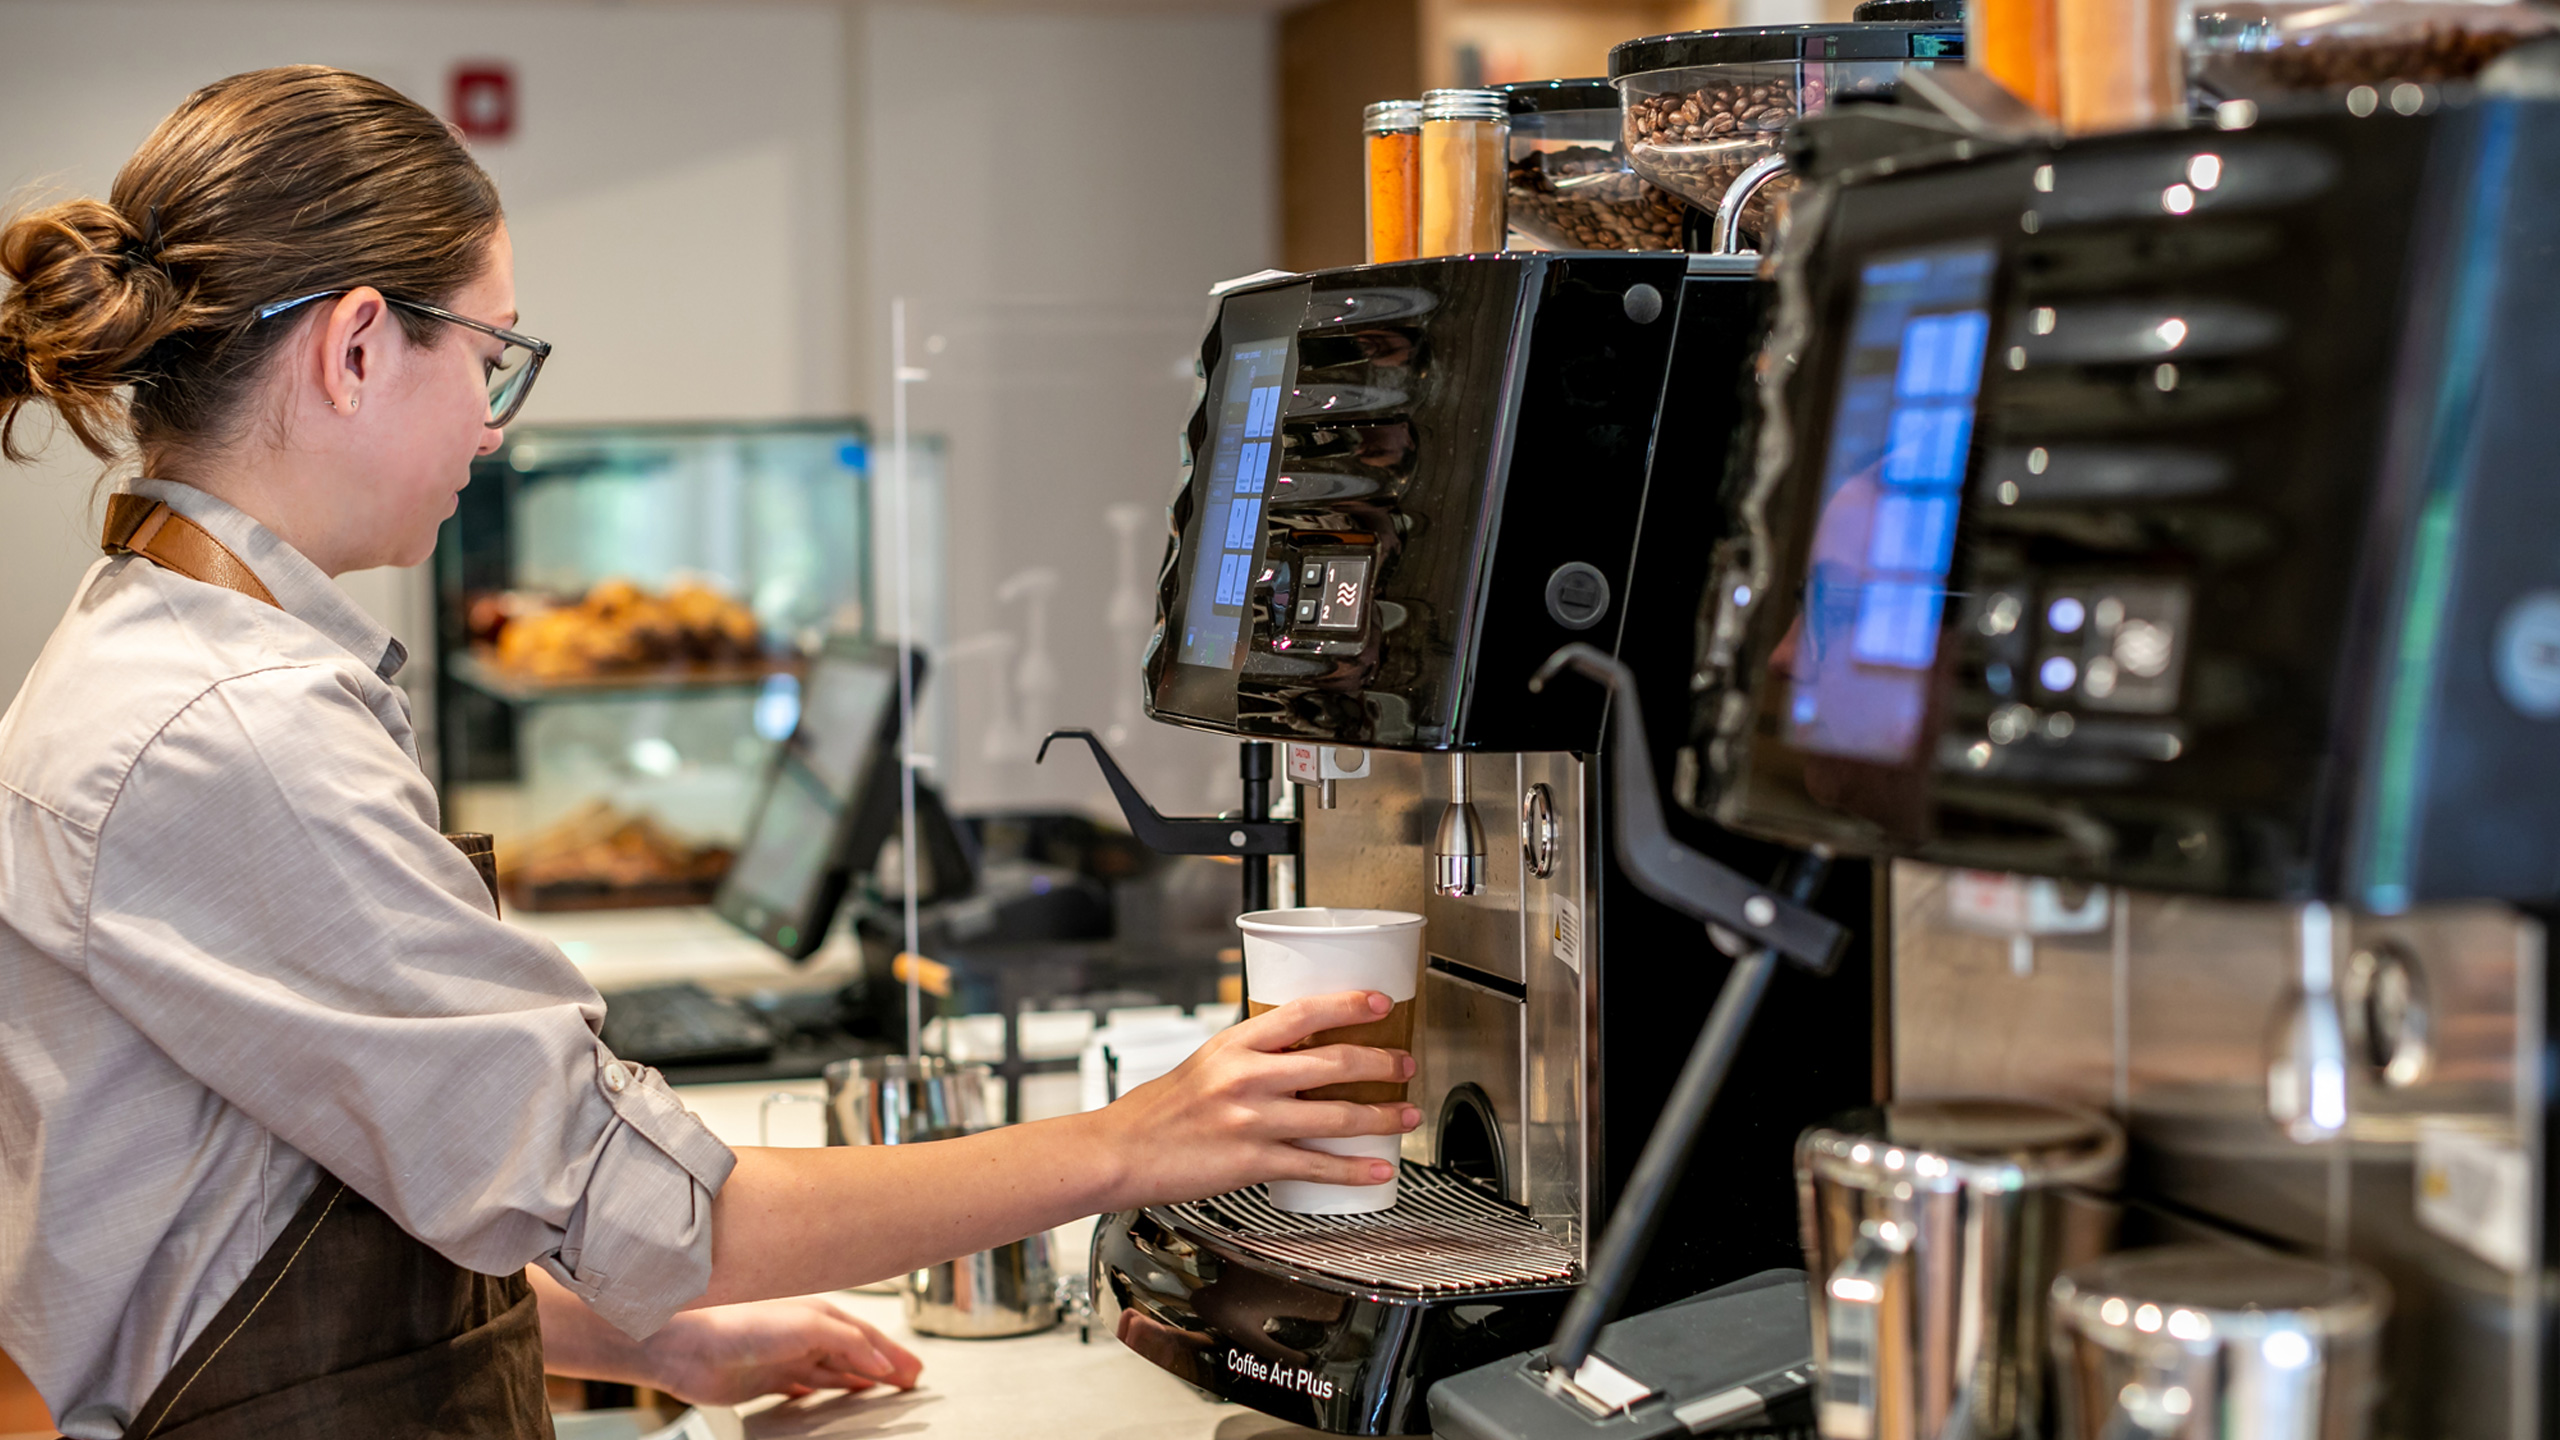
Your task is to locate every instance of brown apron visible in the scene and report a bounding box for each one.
[98,498,553,1439]
[117,1175,551,1440]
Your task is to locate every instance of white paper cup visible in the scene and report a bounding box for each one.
[1237,907,1425,1214]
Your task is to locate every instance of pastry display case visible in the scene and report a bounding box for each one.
[432,420,883,911]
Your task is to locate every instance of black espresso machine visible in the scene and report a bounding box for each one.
[1072,251,1883,1435]
[1665,67,2560,1438]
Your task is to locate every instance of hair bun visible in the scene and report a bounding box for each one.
[0,196,193,461]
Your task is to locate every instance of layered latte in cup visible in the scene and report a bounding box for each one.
[1235,907,1425,1214]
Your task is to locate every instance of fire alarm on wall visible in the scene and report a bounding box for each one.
[450,63,514,142]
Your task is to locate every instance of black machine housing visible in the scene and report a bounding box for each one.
[1147,254,1742,752]
[1692,91,2560,912]
[1098,253,1879,1434]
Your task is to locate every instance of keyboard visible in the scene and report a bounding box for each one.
[599,982,777,1068]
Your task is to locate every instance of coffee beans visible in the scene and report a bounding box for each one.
[2216,22,2531,89]
[1507,145,1684,251]
[1623,78,1798,235]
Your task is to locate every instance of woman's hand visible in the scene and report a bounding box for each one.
[693,990,1419,1309]
[640,1294,923,1406]
[1090,989,1418,1208]
[534,1267,921,1405]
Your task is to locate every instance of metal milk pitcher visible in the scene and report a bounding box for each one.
[2051,1246,2387,1440]
[821,1053,992,1145]
[1798,1099,2126,1440]
[762,1057,1058,1337]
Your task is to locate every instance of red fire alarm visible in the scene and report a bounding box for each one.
[449,63,515,143]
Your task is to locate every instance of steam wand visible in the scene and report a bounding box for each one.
[1035,728,1301,918]
[1526,643,1840,1397]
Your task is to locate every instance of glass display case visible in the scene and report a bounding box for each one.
[433,420,886,911]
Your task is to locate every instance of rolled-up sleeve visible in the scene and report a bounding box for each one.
[77,662,736,1337]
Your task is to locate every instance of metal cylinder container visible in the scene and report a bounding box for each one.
[820,1053,991,1146]
[1797,1098,2126,1440]
[2051,1246,2388,1440]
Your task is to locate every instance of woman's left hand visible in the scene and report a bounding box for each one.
[640,1294,924,1405]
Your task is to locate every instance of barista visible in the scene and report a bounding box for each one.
[0,67,1417,1440]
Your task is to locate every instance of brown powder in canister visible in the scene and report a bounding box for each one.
[1363,101,1422,264]
[2056,0,2185,133]
[1419,89,1507,258]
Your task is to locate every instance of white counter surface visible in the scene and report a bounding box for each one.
[664,1082,1333,1440]
[731,1288,1324,1440]
[517,914,1323,1440]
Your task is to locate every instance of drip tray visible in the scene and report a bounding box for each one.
[1167,1162,1581,1295]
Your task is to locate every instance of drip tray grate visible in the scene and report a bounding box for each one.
[1168,1162,1581,1296]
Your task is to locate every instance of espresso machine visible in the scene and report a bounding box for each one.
[1672,63,2560,1438]
[1071,249,1887,1435]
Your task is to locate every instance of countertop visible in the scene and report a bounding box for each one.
[668,1080,1324,1440]
[725,1288,1322,1440]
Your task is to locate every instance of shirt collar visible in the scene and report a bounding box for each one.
[122,479,410,682]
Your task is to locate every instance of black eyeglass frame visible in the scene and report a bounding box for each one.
[254,289,552,428]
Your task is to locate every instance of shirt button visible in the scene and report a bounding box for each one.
[602,1062,631,1093]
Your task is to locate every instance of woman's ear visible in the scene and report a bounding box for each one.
[318,287,389,414]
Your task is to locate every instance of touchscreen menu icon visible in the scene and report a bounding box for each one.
[1309,556,1372,631]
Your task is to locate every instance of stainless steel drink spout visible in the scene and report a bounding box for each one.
[1433,753,1487,897]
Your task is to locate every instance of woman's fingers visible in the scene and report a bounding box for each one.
[1283,1098,1418,1140]
[1285,1146,1399,1185]
[1260,1043,1413,1093]
[808,1311,921,1389]
[1230,990,1391,1051]
[851,1319,923,1389]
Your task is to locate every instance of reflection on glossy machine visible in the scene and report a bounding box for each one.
[1691,79,2560,1439]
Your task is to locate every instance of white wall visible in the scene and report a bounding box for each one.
[0,0,1288,832]
[859,3,1279,817]
[0,0,850,705]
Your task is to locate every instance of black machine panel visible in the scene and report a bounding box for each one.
[1104,249,1883,1435]
[1149,254,1747,753]
[1692,100,2560,909]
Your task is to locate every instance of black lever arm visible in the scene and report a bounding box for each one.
[1037,729,1297,857]
[1529,644,1845,972]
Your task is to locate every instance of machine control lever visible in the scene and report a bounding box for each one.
[1529,645,1846,972]
[1036,729,1299,857]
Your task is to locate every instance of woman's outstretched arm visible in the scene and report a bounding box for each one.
[692,989,1416,1308]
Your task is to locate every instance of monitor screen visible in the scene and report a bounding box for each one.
[1176,299,1301,671]
[717,647,902,957]
[1783,242,1996,765]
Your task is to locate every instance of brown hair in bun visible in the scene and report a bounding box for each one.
[0,65,502,468]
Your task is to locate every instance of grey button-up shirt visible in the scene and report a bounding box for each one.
[0,481,736,1438]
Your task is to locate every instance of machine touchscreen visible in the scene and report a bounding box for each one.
[1174,284,1306,673]
[715,644,909,958]
[1782,242,1994,766]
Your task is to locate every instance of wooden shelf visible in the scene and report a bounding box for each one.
[449,651,803,703]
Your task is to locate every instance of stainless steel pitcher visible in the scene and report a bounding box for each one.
[761,1055,1003,1300]
[2051,1246,2387,1440]
[1798,1098,2125,1440]
[814,1053,993,1146]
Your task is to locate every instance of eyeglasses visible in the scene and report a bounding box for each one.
[255,290,552,428]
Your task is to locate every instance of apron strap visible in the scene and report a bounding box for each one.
[101,495,280,609]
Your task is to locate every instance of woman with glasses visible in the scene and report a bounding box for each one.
[0,68,1414,1440]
